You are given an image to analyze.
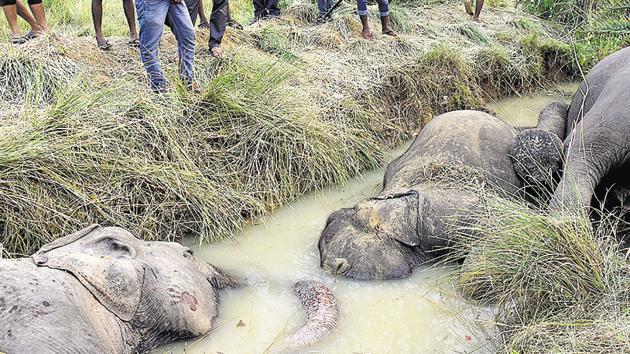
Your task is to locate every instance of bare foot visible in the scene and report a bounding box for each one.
[361,30,374,40]
[210,47,223,58]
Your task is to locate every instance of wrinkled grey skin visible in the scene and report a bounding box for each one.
[510,101,567,188]
[0,225,340,353]
[0,224,236,354]
[551,46,630,210]
[319,111,522,280]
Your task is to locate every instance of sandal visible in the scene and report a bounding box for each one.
[361,30,374,40]
[128,38,140,47]
[97,39,113,51]
[198,22,211,29]
[24,31,41,40]
[10,36,27,45]
[382,29,398,37]
[227,20,243,30]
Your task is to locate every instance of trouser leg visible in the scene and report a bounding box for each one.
[209,0,227,48]
[356,0,367,16]
[376,0,388,16]
[266,0,279,16]
[167,1,196,88]
[252,0,266,18]
[184,0,200,25]
[136,0,170,92]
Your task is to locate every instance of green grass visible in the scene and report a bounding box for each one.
[455,197,630,352]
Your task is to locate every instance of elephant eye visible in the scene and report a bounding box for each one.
[183,249,194,258]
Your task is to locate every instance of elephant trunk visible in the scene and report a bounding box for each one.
[283,280,339,348]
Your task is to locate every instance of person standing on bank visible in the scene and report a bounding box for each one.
[357,0,396,39]
[135,0,196,93]
[464,0,484,21]
[1,0,47,44]
[179,0,228,57]
[91,0,139,50]
[252,0,279,23]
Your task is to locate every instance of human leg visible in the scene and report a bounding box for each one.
[356,0,372,39]
[266,0,279,17]
[198,0,209,27]
[1,0,23,39]
[166,1,196,88]
[136,0,170,91]
[473,0,483,20]
[122,0,139,41]
[252,0,266,19]
[209,0,227,51]
[376,0,396,36]
[26,0,46,32]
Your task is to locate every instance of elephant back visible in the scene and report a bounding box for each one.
[383,110,521,195]
[566,46,630,137]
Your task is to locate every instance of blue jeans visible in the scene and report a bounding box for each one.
[135,0,196,92]
[317,0,332,15]
[357,0,388,16]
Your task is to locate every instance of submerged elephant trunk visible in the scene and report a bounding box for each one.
[283,280,339,348]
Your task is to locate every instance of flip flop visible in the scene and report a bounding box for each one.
[361,31,374,40]
[382,29,398,37]
[97,39,113,51]
[198,22,211,29]
[128,38,140,47]
[10,36,27,45]
[227,20,243,30]
[24,31,40,40]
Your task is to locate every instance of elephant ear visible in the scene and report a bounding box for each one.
[363,190,421,246]
[32,225,143,322]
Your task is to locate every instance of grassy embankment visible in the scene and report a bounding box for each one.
[0,0,616,256]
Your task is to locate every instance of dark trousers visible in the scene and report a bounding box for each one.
[179,0,228,49]
[253,0,279,18]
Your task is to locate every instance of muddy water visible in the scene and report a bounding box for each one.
[157,86,578,354]
[489,82,578,127]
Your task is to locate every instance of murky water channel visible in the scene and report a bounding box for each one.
[156,85,577,354]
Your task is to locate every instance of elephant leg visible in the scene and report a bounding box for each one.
[550,125,617,212]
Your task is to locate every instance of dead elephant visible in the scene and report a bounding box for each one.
[0,225,338,353]
[318,110,522,280]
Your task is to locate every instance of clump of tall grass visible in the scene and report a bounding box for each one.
[0,47,78,104]
[456,197,630,351]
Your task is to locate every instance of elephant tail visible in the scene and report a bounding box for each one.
[284,280,339,348]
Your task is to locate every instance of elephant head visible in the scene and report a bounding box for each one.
[318,187,480,280]
[30,225,236,352]
[510,128,564,187]
[318,191,424,280]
